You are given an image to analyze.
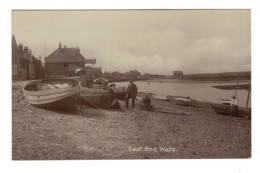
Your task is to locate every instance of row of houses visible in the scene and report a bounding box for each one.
[12,35,102,80]
[12,35,44,80]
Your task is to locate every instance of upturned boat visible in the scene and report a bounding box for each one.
[23,78,80,110]
[79,87,122,109]
[211,103,251,118]
[175,97,199,107]
[152,93,168,101]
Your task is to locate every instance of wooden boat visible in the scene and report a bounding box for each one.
[145,91,157,94]
[23,78,80,110]
[211,103,232,116]
[175,97,199,107]
[220,99,232,105]
[211,103,251,118]
[152,93,168,101]
[212,80,251,118]
[79,87,121,109]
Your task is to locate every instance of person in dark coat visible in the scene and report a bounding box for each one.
[105,83,120,109]
[126,79,137,108]
[108,83,116,99]
[143,95,151,107]
[142,95,153,111]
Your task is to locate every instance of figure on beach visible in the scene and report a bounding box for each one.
[230,95,238,116]
[126,79,137,108]
[108,83,116,99]
[142,95,152,111]
[104,83,120,109]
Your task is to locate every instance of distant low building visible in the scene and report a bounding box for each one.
[142,73,166,78]
[128,70,141,78]
[103,70,141,79]
[173,71,184,77]
[92,67,102,78]
[103,71,120,78]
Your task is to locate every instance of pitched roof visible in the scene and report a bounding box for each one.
[45,47,85,63]
[18,51,33,62]
[12,35,17,48]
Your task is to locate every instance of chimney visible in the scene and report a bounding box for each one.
[76,46,80,55]
[24,46,29,53]
[59,41,62,48]
[18,43,23,52]
[29,49,32,54]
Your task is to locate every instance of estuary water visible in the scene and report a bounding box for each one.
[114,79,251,108]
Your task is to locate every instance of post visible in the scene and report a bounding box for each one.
[246,86,251,109]
[234,80,239,97]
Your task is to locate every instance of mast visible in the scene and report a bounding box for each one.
[44,40,46,58]
[234,79,239,97]
[246,85,251,108]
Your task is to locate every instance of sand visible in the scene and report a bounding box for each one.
[12,82,251,159]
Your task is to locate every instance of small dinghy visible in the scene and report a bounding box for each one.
[23,78,80,110]
[152,93,168,101]
[175,97,199,107]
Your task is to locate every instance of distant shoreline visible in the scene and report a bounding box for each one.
[143,78,251,84]
[109,71,251,83]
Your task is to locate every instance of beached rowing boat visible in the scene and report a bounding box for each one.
[175,97,199,107]
[152,93,168,101]
[23,78,80,110]
[79,87,121,109]
[211,103,251,118]
[211,103,232,116]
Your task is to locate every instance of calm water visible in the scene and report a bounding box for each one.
[114,80,251,108]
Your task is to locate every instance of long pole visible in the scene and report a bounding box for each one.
[44,40,46,59]
[246,86,251,108]
[234,80,239,97]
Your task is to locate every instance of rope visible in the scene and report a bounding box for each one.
[80,96,107,115]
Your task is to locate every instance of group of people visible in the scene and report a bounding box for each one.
[107,79,152,110]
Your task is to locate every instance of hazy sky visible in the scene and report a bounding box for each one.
[12,10,251,75]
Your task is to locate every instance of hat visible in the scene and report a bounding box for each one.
[109,83,116,87]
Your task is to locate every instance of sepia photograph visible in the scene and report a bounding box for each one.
[11,10,251,160]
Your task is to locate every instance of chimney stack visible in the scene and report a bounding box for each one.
[59,41,62,48]
[24,46,29,53]
[18,43,23,52]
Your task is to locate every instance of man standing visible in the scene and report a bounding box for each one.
[126,79,137,108]
[230,95,238,116]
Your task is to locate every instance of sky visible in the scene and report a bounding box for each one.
[12,10,251,75]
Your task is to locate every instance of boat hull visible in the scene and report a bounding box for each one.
[176,99,197,107]
[79,94,120,109]
[23,79,80,110]
[152,94,168,101]
[211,103,251,118]
[31,93,79,110]
[211,103,231,116]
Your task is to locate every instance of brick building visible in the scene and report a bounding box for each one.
[44,42,86,77]
[12,35,43,80]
